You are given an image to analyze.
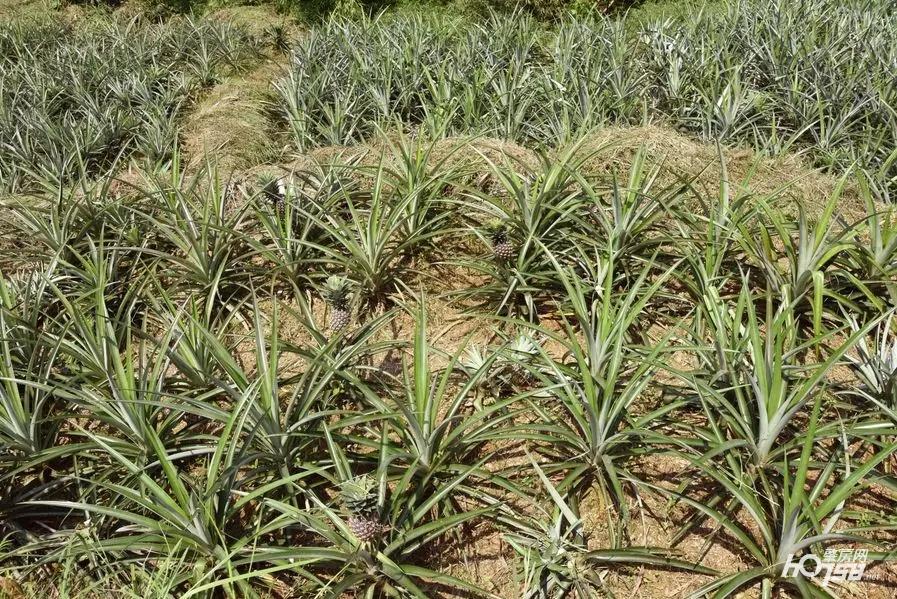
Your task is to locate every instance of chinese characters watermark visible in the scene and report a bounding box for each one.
[782,549,869,586]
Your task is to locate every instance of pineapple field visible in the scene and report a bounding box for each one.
[1,0,897,597]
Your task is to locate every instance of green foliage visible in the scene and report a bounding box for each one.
[1,3,897,597]
[260,0,630,22]
[1,129,894,596]
[0,15,258,193]
[489,0,633,20]
[277,0,897,193]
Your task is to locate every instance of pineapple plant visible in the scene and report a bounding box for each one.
[339,476,383,542]
[324,275,353,332]
[487,220,515,261]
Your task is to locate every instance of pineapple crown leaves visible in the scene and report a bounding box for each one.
[324,275,352,306]
[339,475,380,513]
[460,345,490,373]
[257,173,289,206]
[485,218,508,236]
[339,474,376,498]
[503,334,539,362]
[485,219,515,250]
[462,336,538,373]
[256,172,280,191]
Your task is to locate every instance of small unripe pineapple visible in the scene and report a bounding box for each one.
[259,174,287,215]
[324,275,352,332]
[347,514,382,542]
[340,475,382,542]
[488,221,515,261]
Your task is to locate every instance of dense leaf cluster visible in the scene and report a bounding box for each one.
[279,0,897,193]
[0,16,257,193]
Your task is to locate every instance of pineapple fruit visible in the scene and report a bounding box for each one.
[340,475,382,542]
[487,220,515,261]
[324,275,352,332]
[259,174,287,215]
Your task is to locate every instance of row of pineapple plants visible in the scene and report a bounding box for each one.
[0,13,260,194]
[0,131,896,597]
[4,0,895,196]
[277,0,897,194]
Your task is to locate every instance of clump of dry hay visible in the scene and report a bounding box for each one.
[574,125,868,223]
[206,6,298,39]
[181,59,286,175]
[280,135,540,174]
[240,127,870,226]
[244,136,540,189]
[180,4,303,176]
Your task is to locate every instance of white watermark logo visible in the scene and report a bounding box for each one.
[782,549,869,586]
